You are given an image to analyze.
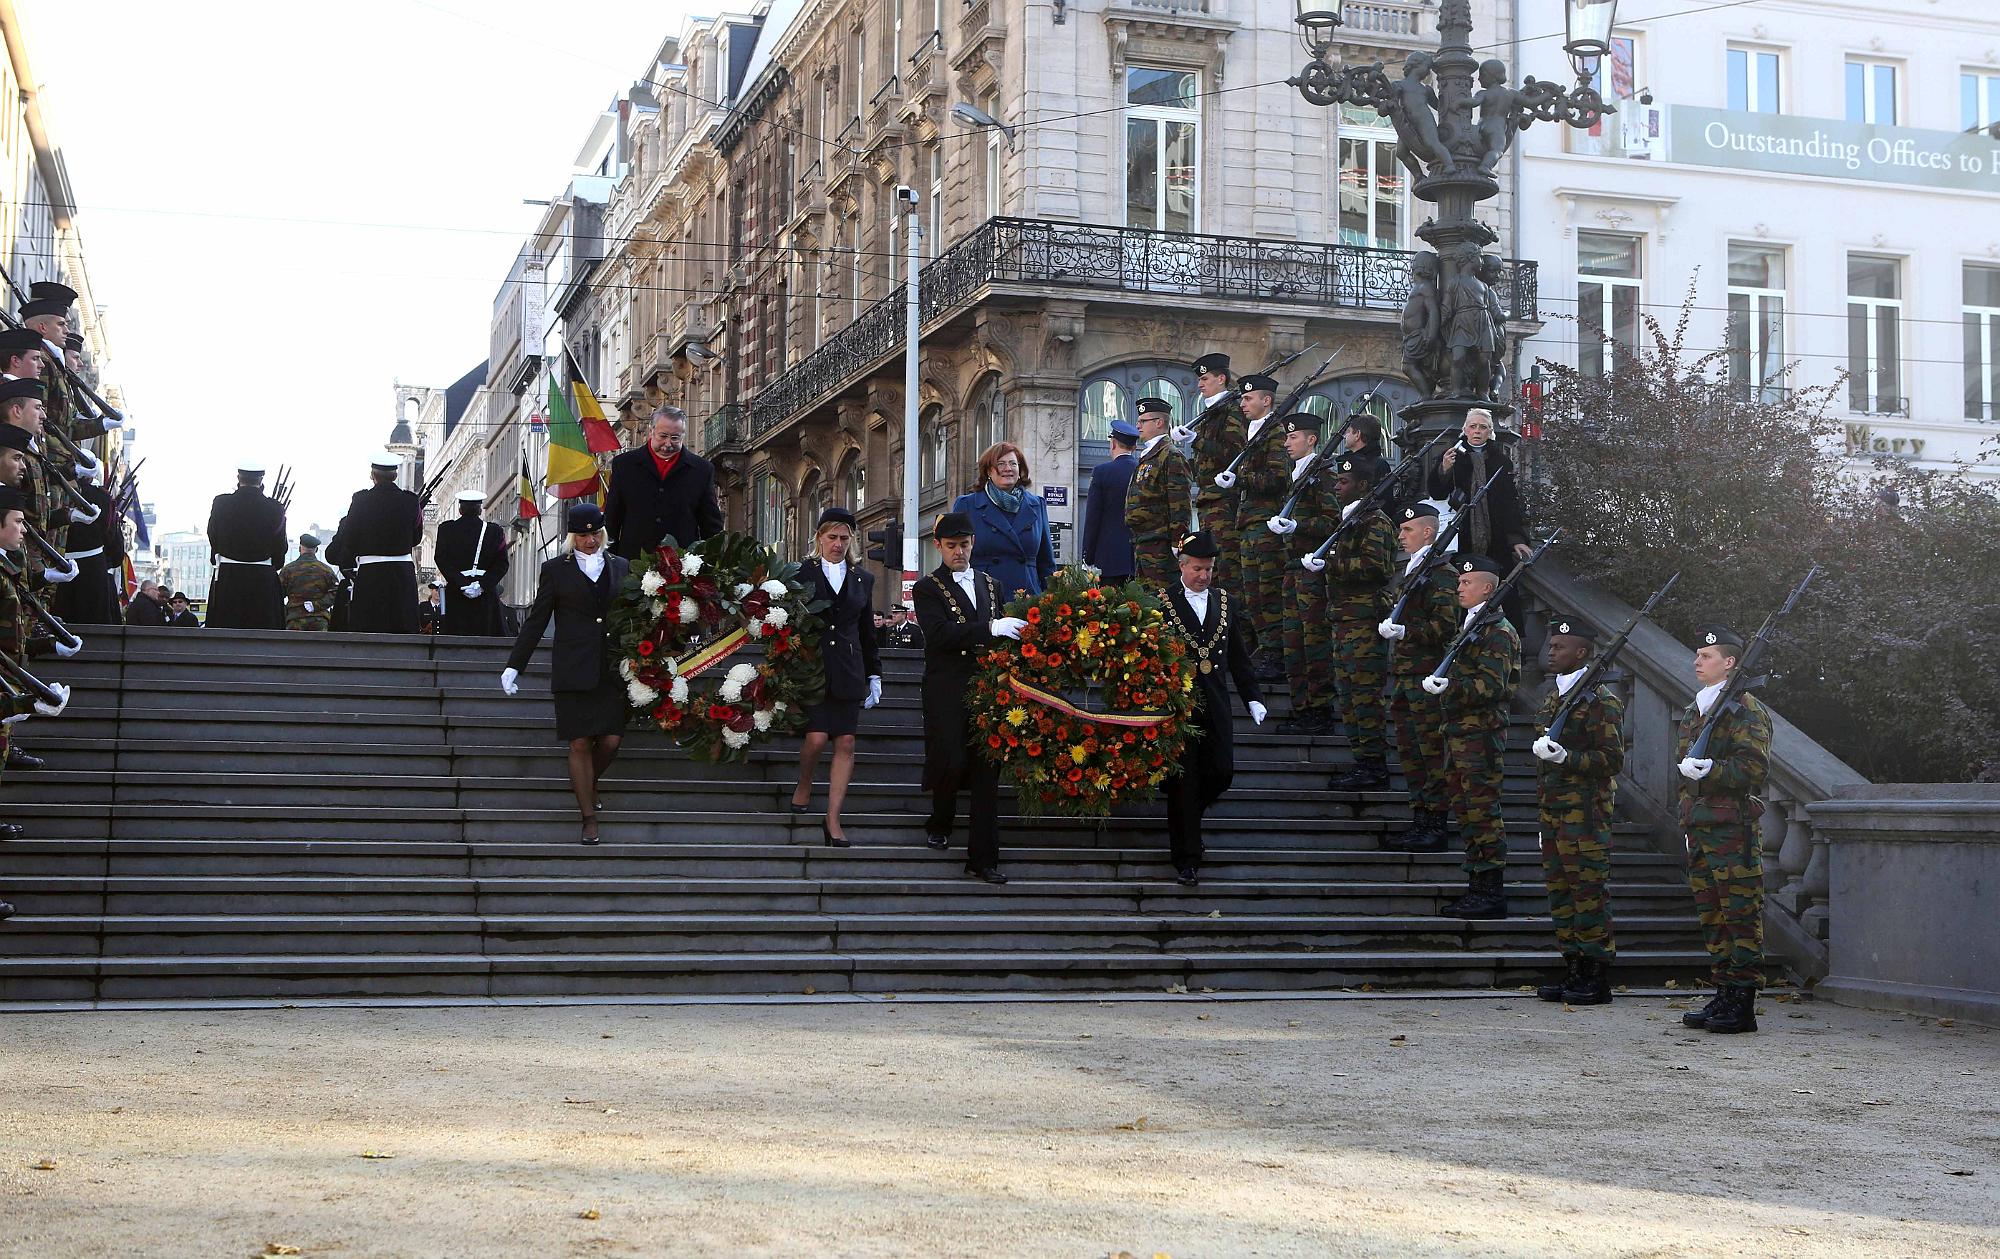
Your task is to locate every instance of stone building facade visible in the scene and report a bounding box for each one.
[595,0,1545,595]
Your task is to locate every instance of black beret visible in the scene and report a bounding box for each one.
[0,377,46,403]
[1135,396,1173,418]
[0,328,42,356]
[0,424,30,453]
[1458,555,1505,576]
[815,506,857,533]
[566,502,605,534]
[1280,412,1323,436]
[1239,373,1278,394]
[1192,353,1231,376]
[1548,615,1597,641]
[1398,502,1440,522]
[29,281,77,306]
[1176,530,1221,559]
[1698,624,1744,650]
[932,510,974,540]
[0,485,22,517]
[299,533,321,548]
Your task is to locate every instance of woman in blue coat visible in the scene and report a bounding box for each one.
[951,441,1056,602]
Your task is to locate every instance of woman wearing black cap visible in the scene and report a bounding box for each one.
[789,506,881,846]
[501,502,631,844]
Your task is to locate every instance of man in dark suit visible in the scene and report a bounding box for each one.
[328,453,423,633]
[204,462,287,629]
[124,579,168,627]
[434,489,511,636]
[914,511,1028,883]
[1161,530,1267,886]
[166,592,201,627]
[1082,419,1139,585]
[604,405,723,560]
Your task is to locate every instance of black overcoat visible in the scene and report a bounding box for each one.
[506,552,632,691]
[805,559,881,702]
[913,565,999,789]
[603,447,724,560]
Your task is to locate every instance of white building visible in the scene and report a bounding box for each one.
[1517,0,2000,479]
[153,529,209,602]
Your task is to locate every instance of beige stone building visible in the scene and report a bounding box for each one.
[597,0,1546,594]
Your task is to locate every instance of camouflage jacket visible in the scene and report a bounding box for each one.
[1439,612,1519,732]
[1324,508,1397,621]
[1676,690,1772,814]
[0,563,42,716]
[1190,394,1246,499]
[1231,417,1292,532]
[279,556,339,617]
[1535,679,1625,788]
[1125,436,1193,544]
[1386,557,1458,678]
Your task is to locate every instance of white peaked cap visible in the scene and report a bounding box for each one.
[456,489,486,503]
[237,461,266,475]
[369,451,401,469]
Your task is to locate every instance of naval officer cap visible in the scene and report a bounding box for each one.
[1457,554,1505,577]
[1698,624,1744,650]
[1192,352,1231,377]
[369,451,401,471]
[1398,502,1440,522]
[237,460,266,477]
[1279,412,1322,436]
[0,424,29,452]
[456,489,486,504]
[0,376,46,403]
[1108,419,1141,442]
[1135,396,1173,418]
[1548,615,1597,641]
[566,502,605,534]
[1239,373,1278,395]
[0,328,41,356]
[932,510,975,540]
[1176,529,1221,560]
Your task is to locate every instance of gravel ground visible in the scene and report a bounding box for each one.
[0,995,1993,1258]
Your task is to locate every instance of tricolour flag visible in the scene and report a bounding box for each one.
[517,454,541,520]
[543,374,601,500]
[572,378,621,455]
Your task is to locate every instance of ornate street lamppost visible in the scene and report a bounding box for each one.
[1289,0,1617,448]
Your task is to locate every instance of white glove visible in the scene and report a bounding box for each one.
[460,583,482,599]
[1267,516,1297,536]
[70,499,101,525]
[101,411,123,429]
[75,462,94,481]
[1532,736,1568,764]
[500,667,520,696]
[989,617,1027,640]
[1213,470,1237,490]
[42,564,76,584]
[33,682,69,718]
[1248,701,1268,726]
[864,676,883,709]
[1171,424,1195,445]
[1,711,28,726]
[302,601,315,613]
[1377,620,1406,641]
[1678,756,1714,782]
[1421,675,1449,696]
[53,636,81,658]
[1300,554,1326,573]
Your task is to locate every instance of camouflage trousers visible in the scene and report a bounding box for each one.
[1540,792,1618,960]
[1281,568,1334,719]
[1445,722,1508,874]
[1133,538,1179,595]
[1386,675,1448,811]
[1232,523,1286,657]
[1686,804,1765,987]
[286,615,332,632]
[1330,618,1389,765]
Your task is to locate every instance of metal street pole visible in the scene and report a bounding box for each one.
[899,187,922,606]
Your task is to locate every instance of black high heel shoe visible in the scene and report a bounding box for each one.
[789,795,810,815]
[580,811,600,846]
[821,821,850,848]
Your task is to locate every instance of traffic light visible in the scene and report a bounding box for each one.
[866,519,902,568]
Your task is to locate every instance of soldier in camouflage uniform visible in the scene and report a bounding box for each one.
[1379,503,1460,851]
[1529,615,1626,1005]
[280,534,339,632]
[1228,373,1290,677]
[0,482,67,861]
[1675,624,1773,1035]
[1427,553,1520,919]
[1274,415,1339,735]
[0,379,63,591]
[1186,352,1245,540]
[1124,396,1193,593]
[1323,454,1398,790]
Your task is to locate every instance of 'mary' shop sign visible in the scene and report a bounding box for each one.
[1669,106,2000,193]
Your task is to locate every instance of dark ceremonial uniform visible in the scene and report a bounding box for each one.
[205,484,287,630]
[1081,441,1137,584]
[279,549,338,632]
[506,550,633,742]
[914,564,1005,873]
[1162,573,1262,880]
[330,479,423,634]
[1383,517,1459,849]
[1677,652,1773,1003]
[53,481,120,626]
[434,510,511,637]
[1535,663,1626,969]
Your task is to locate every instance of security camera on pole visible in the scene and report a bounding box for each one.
[897,183,922,607]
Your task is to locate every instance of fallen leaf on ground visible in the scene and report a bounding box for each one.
[356,1151,394,1160]
[1862,1099,1890,1106]
[1791,1089,1814,1095]
[1286,1020,1301,1028]
[1665,979,1680,988]
[1114,1116,1150,1131]
[1206,910,1221,919]
[1946,1169,1975,1177]
[803,986,817,995]
[1165,983,1188,994]
[30,1159,57,1171]
[1196,1014,1211,1021]
[563,1098,603,1107]
[262,1246,302,1257]
[1516,985,1535,993]
[578,1207,601,1220]
[1938,1019,1957,1027]
[1390,1035,1406,1043]
[1247,1159,1285,1169]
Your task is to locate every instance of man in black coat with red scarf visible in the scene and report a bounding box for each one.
[604,405,724,559]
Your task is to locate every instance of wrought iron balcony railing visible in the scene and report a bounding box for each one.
[703,401,745,454]
[743,216,1541,441]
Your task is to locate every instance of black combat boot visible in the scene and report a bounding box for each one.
[5,746,44,770]
[1681,987,1728,1029]
[1403,812,1450,853]
[1445,868,1508,920]
[1703,985,1759,1034]
[0,822,22,842]
[1538,955,1580,1002]
[0,900,12,919]
[1562,957,1614,1005]
[1327,761,1390,791]
[1382,812,1425,851]
[1253,649,1286,683]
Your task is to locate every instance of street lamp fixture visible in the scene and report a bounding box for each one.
[685,341,720,365]
[1564,0,1620,81]
[1293,0,1344,59]
[950,102,1017,142]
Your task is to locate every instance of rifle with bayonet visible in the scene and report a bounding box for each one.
[1685,566,1820,760]
[1180,341,1321,440]
[1286,427,1451,571]
[0,265,124,430]
[1538,572,1680,747]
[1379,466,1505,627]
[1420,531,1562,692]
[1212,346,1344,490]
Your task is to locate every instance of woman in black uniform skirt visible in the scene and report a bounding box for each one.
[788,507,881,846]
[502,502,631,845]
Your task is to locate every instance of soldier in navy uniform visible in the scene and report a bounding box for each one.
[1159,530,1267,886]
[913,511,1029,883]
[434,488,511,637]
[204,462,287,629]
[1081,419,1140,585]
[329,452,423,634]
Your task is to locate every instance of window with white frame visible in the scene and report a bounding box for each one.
[853,30,866,122]
[887,191,901,288]
[982,92,1002,221]
[1846,59,1899,125]
[1964,264,2000,421]
[920,407,949,489]
[849,211,863,320]
[970,377,1006,457]
[1727,46,1782,114]
[1124,67,1199,232]
[1727,243,1787,402]
[1577,231,1642,377]
[840,454,867,511]
[1964,70,2000,131]
[1336,103,1407,249]
[1571,34,1638,157]
[927,148,943,258]
[753,471,790,553]
[1847,255,1904,414]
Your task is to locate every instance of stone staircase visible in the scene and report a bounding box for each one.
[0,626,1709,1004]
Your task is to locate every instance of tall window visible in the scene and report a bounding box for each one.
[853,30,866,122]
[1572,35,1637,157]
[1847,255,1904,415]
[1846,59,1898,125]
[1124,67,1199,232]
[970,378,1006,457]
[984,114,1002,220]
[1577,232,1642,377]
[1337,103,1407,249]
[1965,265,2000,421]
[848,212,862,320]
[1965,70,2000,131]
[887,192,900,287]
[840,454,867,511]
[753,471,790,554]
[927,148,943,258]
[1727,244,1786,402]
[1727,46,1782,114]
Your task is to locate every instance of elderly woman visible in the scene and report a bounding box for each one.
[789,507,882,846]
[951,441,1055,601]
[501,502,631,845]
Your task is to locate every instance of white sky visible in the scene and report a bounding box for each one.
[19,0,685,539]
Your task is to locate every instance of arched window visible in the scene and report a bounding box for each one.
[966,376,1006,461]
[1297,375,1425,457]
[1075,359,1196,556]
[797,471,830,543]
[752,470,792,555]
[839,453,866,511]
[919,404,949,491]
